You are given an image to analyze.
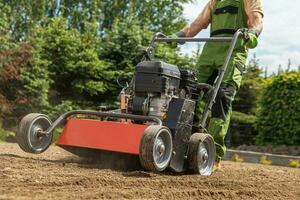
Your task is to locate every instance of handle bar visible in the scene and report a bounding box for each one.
[145,31,240,60]
[155,37,233,43]
[145,29,245,130]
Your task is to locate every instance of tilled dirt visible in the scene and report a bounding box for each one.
[0,143,299,200]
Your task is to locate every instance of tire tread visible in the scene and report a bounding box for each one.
[139,125,172,172]
[187,133,215,174]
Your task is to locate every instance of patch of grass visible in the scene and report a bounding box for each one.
[0,121,15,143]
[53,128,62,143]
[231,111,256,124]
[0,122,7,142]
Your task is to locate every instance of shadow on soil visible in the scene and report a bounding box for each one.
[0,152,157,178]
[0,145,184,178]
[0,153,80,164]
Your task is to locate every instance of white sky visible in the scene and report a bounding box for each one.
[182,0,300,73]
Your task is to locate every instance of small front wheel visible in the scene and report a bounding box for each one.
[139,125,173,172]
[188,133,216,176]
[17,113,53,154]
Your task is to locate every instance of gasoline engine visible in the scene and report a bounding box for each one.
[121,61,199,120]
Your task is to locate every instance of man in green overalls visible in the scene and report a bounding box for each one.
[176,0,264,169]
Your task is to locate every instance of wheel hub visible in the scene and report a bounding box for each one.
[154,137,165,158]
[152,131,172,170]
[33,126,43,139]
[158,144,165,155]
[198,136,216,176]
[203,152,209,161]
[199,145,208,164]
[188,133,216,176]
[17,113,53,154]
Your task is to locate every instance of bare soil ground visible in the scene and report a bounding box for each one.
[0,143,299,200]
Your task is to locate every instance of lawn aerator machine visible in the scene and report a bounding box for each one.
[16,30,244,176]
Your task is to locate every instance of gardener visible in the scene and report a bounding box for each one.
[175,0,264,169]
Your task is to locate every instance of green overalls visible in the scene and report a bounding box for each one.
[197,0,248,161]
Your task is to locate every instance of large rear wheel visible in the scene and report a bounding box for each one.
[188,133,216,176]
[17,113,53,154]
[139,125,173,172]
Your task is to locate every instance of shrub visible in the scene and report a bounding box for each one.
[0,121,8,142]
[228,111,257,146]
[256,72,300,145]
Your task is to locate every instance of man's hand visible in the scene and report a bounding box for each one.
[245,11,263,49]
[169,31,186,45]
[175,31,186,38]
[242,29,259,49]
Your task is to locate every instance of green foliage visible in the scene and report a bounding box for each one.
[155,44,194,68]
[31,18,116,111]
[0,0,56,40]
[0,42,45,127]
[57,0,192,34]
[21,45,50,110]
[99,18,193,87]
[256,72,300,145]
[229,111,257,146]
[0,0,192,41]
[0,121,6,142]
[53,128,62,143]
[45,100,75,120]
[0,121,14,142]
[0,2,11,50]
[99,19,147,82]
[231,111,256,124]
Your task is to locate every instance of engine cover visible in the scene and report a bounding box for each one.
[134,61,181,94]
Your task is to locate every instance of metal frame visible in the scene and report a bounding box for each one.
[156,37,233,43]
[40,110,162,136]
[150,30,244,130]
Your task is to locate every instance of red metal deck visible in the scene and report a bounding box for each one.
[56,118,148,155]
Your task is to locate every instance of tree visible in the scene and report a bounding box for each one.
[99,18,193,85]
[31,18,116,110]
[56,0,192,34]
[0,41,49,127]
[0,0,56,40]
[0,0,192,40]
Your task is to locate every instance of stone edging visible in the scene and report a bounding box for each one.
[224,149,300,168]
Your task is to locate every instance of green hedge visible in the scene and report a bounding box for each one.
[256,72,300,145]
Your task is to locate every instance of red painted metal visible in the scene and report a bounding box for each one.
[56,118,148,155]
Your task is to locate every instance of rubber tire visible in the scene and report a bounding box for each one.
[188,133,216,176]
[16,113,52,154]
[139,125,173,172]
